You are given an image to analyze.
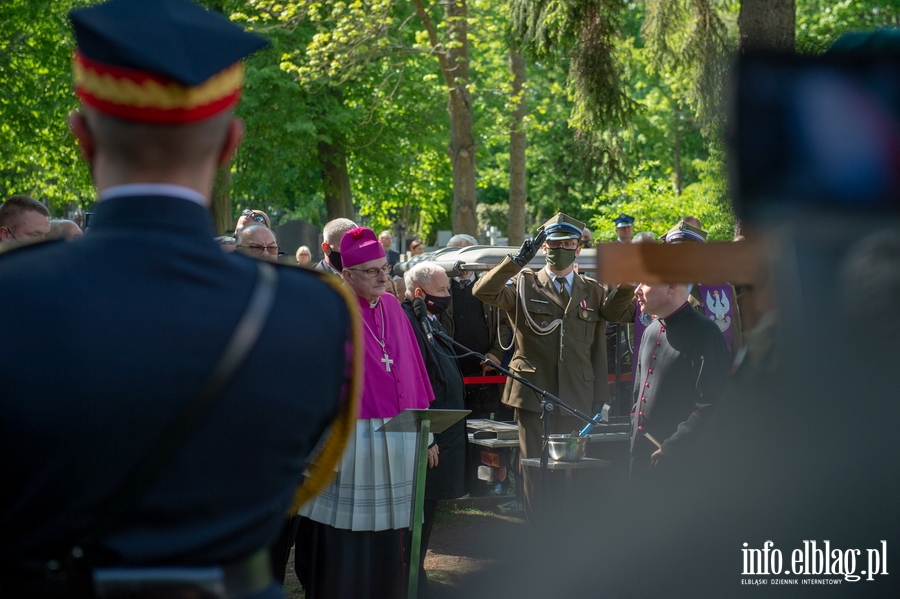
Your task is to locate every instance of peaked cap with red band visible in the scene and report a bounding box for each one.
[69,0,268,123]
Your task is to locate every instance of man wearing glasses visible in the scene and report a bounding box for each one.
[296,227,432,599]
[0,195,51,246]
[474,212,636,523]
[235,224,280,259]
[234,208,270,235]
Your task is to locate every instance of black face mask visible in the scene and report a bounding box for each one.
[328,249,343,271]
[424,293,451,315]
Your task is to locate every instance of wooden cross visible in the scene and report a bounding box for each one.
[382,352,394,372]
[595,240,770,329]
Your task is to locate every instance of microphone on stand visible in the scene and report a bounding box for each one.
[412,297,435,346]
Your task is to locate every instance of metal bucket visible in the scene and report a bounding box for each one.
[547,434,588,462]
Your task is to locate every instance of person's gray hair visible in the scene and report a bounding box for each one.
[323,218,358,246]
[447,234,478,248]
[404,262,448,299]
[235,224,274,245]
[632,231,657,244]
[215,236,236,246]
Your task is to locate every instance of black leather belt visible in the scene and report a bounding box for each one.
[2,548,273,599]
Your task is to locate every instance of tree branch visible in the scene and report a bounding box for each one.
[411,0,454,88]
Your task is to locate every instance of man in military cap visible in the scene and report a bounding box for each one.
[0,1,357,597]
[614,213,635,243]
[474,213,635,522]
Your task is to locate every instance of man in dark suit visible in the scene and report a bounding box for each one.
[401,262,467,598]
[314,218,357,274]
[379,230,401,267]
[440,234,510,420]
[0,1,357,597]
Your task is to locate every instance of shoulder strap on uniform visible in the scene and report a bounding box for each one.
[67,261,279,562]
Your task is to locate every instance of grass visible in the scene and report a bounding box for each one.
[283,574,304,599]
[281,498,523,598]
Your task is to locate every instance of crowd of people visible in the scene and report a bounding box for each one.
[0,106,744,593]
[1,159,749,599]
[10,1,895,599]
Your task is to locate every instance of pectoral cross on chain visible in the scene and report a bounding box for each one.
[381,352,394,372]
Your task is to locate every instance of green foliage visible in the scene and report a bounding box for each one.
[796,0,900,53]
[230,42,325,223]
[11,0,899,242]
[0,0,94,213]
[510,0,636,179]
[588,156,734,242]
[642,0,735,136]
[236,0,500,241]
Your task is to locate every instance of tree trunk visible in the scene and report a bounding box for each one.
[739,0,795,53]
[318,139,355,221]
[412,0,478,236]
[673,106,683,195]
[446,0,478,237]
[211,165,232,235]
[508,48,527,246]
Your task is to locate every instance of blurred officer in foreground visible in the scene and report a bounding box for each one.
[0,1,358,597]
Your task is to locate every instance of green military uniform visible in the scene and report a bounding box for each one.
[473,214,635,521]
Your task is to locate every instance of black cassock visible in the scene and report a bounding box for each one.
[629,302,730,490]
[401,299,467,500]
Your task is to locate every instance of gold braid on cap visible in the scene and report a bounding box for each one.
[72,51,243,123]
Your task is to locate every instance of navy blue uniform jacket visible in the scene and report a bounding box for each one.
[0,196,352,579]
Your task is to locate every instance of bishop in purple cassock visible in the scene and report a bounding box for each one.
[296,227,434,599]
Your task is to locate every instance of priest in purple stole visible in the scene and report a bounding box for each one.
[296,227,433,599]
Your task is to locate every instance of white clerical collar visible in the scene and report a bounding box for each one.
[544,266,574,287]
[368,298,380,309]
[99,184,207,206]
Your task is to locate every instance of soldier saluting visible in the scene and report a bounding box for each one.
[474,213,635,523]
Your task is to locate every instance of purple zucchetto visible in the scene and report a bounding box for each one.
[340,227,386,268]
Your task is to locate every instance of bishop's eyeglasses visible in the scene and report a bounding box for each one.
[348,264,392,277]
